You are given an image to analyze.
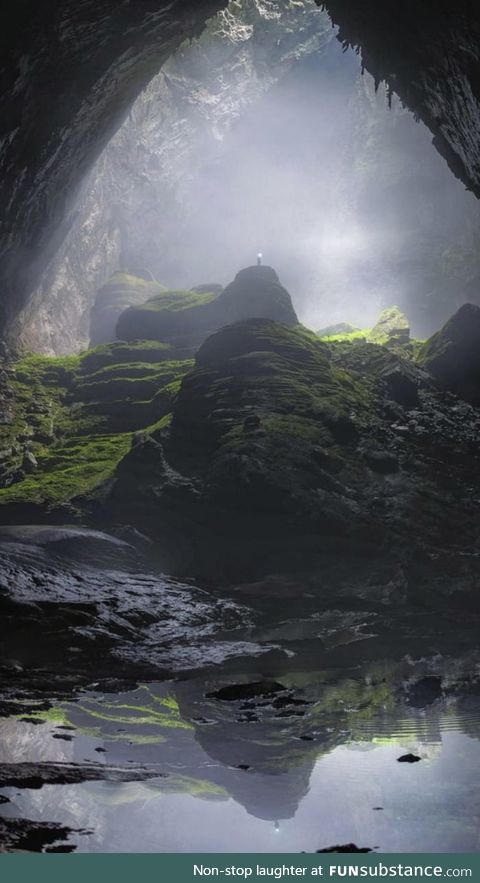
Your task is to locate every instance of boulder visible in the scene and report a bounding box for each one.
[369,306,410,345]
[416,303,480,403]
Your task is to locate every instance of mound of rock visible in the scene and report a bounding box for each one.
[369,306,410,345]
[89,272,166,346]
[417,303,480,403]
[115,265,298,355]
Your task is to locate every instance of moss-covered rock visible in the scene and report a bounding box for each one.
[0,338,192,515]
[90,272,167,347]
[317,322,360,338]
[416,303,480,403]
[369,305,410,345]
[115,265,298,355]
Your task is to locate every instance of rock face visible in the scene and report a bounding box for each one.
[116,266,298,354]
[322,1,480,198]
[369,306,410,345]
[0,0,227,339]
[417,303,480,403]
[2,297,480,593]
[89,273,167,347]
[103,314,480,587]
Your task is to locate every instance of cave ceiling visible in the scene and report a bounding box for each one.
[1,0,480,344]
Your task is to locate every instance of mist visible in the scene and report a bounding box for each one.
[136,32,480,338]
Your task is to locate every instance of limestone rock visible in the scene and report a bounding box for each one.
[369,306,410,345]
[89,272,166,347]
[115,265,298,355]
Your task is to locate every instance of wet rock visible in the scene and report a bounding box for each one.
[397,753,422,763]
[0,762,168,790]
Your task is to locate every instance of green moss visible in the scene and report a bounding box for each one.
[320,329,371,343]
[80,340,174,374]
[0,433,132,505]
[138,289,219,313]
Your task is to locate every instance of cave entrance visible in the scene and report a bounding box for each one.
[19,0,480,353]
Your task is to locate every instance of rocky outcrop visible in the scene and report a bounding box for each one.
[2,294,480,592]
[417,303,480,404]
[369,306,410,345]
[103,314,480,587]
[116,265,298,353]
[89,273,167,347]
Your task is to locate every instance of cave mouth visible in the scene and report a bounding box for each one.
[15,0,480,355]
[2,0,480,858]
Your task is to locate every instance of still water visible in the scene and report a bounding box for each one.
[2,675,480,853]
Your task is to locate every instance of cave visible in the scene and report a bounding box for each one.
[1,0,480,857]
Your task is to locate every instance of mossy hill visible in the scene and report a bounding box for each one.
[102,313,480,584]
[0,340,192,518]
[1,285,480,588]
[115,265,298,355]
[317,306,410,347]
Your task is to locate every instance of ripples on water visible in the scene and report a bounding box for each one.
[1,680,480,853]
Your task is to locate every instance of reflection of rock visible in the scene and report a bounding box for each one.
[317,844,373,853]
[174,676,322,822]
[0,817,82,853]
[397,753,421,763]
[406,676,442,709]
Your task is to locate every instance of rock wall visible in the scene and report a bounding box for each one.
[0,0,228,342]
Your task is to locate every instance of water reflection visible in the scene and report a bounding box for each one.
[2,663,480,852]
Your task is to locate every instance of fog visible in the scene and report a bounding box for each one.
[144,33,480,337]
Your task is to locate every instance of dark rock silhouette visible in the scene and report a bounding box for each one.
[417,303,480,404]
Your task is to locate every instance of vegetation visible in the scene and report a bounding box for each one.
[0,339,191,512]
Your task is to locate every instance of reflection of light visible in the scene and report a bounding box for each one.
[274,820,280,832]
